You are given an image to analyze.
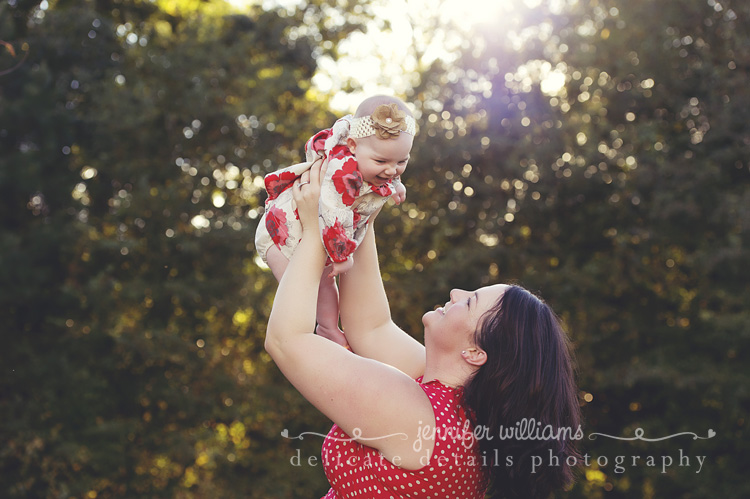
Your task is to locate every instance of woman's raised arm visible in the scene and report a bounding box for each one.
[263,160,432,465]
[338,218,425,379]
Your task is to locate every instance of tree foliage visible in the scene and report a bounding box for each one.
[378,0,749,496]
[1,0,367,496]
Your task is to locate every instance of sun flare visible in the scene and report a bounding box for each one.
[227,0,552,111]
[436,0,516,29]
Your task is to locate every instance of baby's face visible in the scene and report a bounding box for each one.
[348,134,413,186]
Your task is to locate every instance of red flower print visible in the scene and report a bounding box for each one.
[370,183,393,197]
[332,158,363,206]
[265,206,289,248]
[352,211,361,227]
[329,144,349,160]
[322,219,356,263]
[307,129,332,155]
[265,171,298,201]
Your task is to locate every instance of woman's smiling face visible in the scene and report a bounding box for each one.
[423,284,509,350]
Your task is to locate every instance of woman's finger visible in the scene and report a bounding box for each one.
[308,158,322,187]
[319,157,329,184]
[297,171,309,187]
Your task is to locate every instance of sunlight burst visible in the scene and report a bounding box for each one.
[227,0,553,111]
[436,0,516,29]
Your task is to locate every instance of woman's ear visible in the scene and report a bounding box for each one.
[461,347,487,367]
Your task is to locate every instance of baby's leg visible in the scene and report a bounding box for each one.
[315,269,349,348]
[265,245,290,282]
[267,247,348,348]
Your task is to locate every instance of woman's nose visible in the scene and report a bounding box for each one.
[450,289,467,302]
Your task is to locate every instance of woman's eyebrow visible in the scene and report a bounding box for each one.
[471,291,478,308]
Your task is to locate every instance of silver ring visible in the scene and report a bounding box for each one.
[299,181,310,186]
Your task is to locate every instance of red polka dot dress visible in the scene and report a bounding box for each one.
[321,378,488,498]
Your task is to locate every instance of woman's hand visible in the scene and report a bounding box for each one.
[292,158,327,234]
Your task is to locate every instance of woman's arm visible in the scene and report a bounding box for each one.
[338,218,426,379]
[264,161,432,466]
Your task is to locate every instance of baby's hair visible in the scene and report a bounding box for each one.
[354,95,414,119]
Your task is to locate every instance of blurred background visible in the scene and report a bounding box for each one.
[1,0,747,497]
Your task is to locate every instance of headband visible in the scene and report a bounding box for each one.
[349,103,417,140]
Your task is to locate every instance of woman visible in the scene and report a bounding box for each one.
[264,160,581,498]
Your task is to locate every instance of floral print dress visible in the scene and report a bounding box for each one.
[255,116,402,265]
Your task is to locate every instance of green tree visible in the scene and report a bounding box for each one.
[4,0,747,496]
[377,0,748,496]
[1,0,369,496]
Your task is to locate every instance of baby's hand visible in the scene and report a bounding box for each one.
[329,257,354,277]
[391,182,407,205]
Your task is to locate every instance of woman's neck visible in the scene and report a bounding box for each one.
[422,351,475,388]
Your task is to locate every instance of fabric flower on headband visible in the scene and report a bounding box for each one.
[371,104,408,139]
[349,103,417,139]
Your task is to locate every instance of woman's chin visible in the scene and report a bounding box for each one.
[422,309,440,326]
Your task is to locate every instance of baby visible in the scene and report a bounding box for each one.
[255,95,417,346]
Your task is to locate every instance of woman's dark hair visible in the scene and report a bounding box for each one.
[462,285,582,499]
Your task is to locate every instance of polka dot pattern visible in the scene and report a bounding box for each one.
[320,378,488,498]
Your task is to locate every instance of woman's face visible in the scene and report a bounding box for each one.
[423,284,509,349]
